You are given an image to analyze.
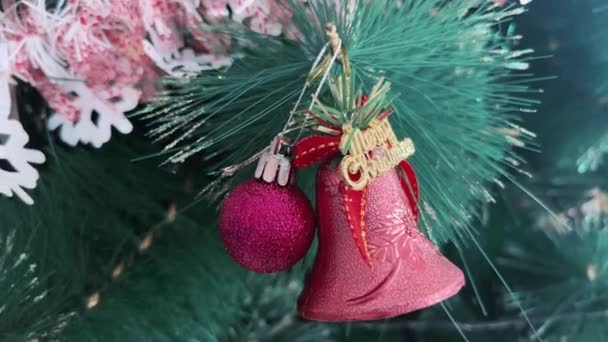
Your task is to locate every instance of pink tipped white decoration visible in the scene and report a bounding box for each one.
[142,35,233,78]
[1,0,299,151]
[201,0,290,36]
[0,0,301,204]
[2,0,69,81]
[0,42,12,119]
[139,0,237,78]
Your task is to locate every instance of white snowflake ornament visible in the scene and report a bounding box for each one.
[0,41,46,205]
[0,119,46,205]
[47,82,141,148]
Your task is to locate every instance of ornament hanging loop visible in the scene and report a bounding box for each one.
[308,23,352,84]
[326,23,351,80]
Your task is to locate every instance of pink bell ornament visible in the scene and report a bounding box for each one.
[297,160,465,321]
[292,88,466,321]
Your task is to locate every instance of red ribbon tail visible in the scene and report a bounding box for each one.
[398,161,420,221]
[343,185,372,268]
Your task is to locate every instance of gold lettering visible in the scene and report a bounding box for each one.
[387,122,399,145]
[341,155,369,190]
[340,118,416,189]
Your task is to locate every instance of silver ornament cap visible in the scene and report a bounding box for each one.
[254,136,294,186]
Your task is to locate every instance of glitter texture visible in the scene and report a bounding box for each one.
[298,164,465,322]
[219,179,315,273]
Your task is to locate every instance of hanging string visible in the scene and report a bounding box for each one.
[279,42,330,135]
[293,23,347,142]
[221,24,345,177]
[282,25,345,137]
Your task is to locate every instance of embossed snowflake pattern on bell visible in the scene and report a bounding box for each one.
[297,161,465,322]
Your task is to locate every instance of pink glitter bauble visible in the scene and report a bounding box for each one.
[219,179,315,273]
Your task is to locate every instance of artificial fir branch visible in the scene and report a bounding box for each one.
[59,209,335,341]
[139,0,539,248]
[577,132,608,174]
[499,183,608,340]
[0,137,188,340]
[83,201,178,311]
[354,309,608,333]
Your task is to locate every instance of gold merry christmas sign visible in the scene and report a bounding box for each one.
[340,119,415,190]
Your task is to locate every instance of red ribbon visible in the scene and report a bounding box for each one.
[293,135,341,168]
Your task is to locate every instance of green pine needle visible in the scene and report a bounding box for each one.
[500,196,608,340]
[60,210,334,342]
[309,75,393,130]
